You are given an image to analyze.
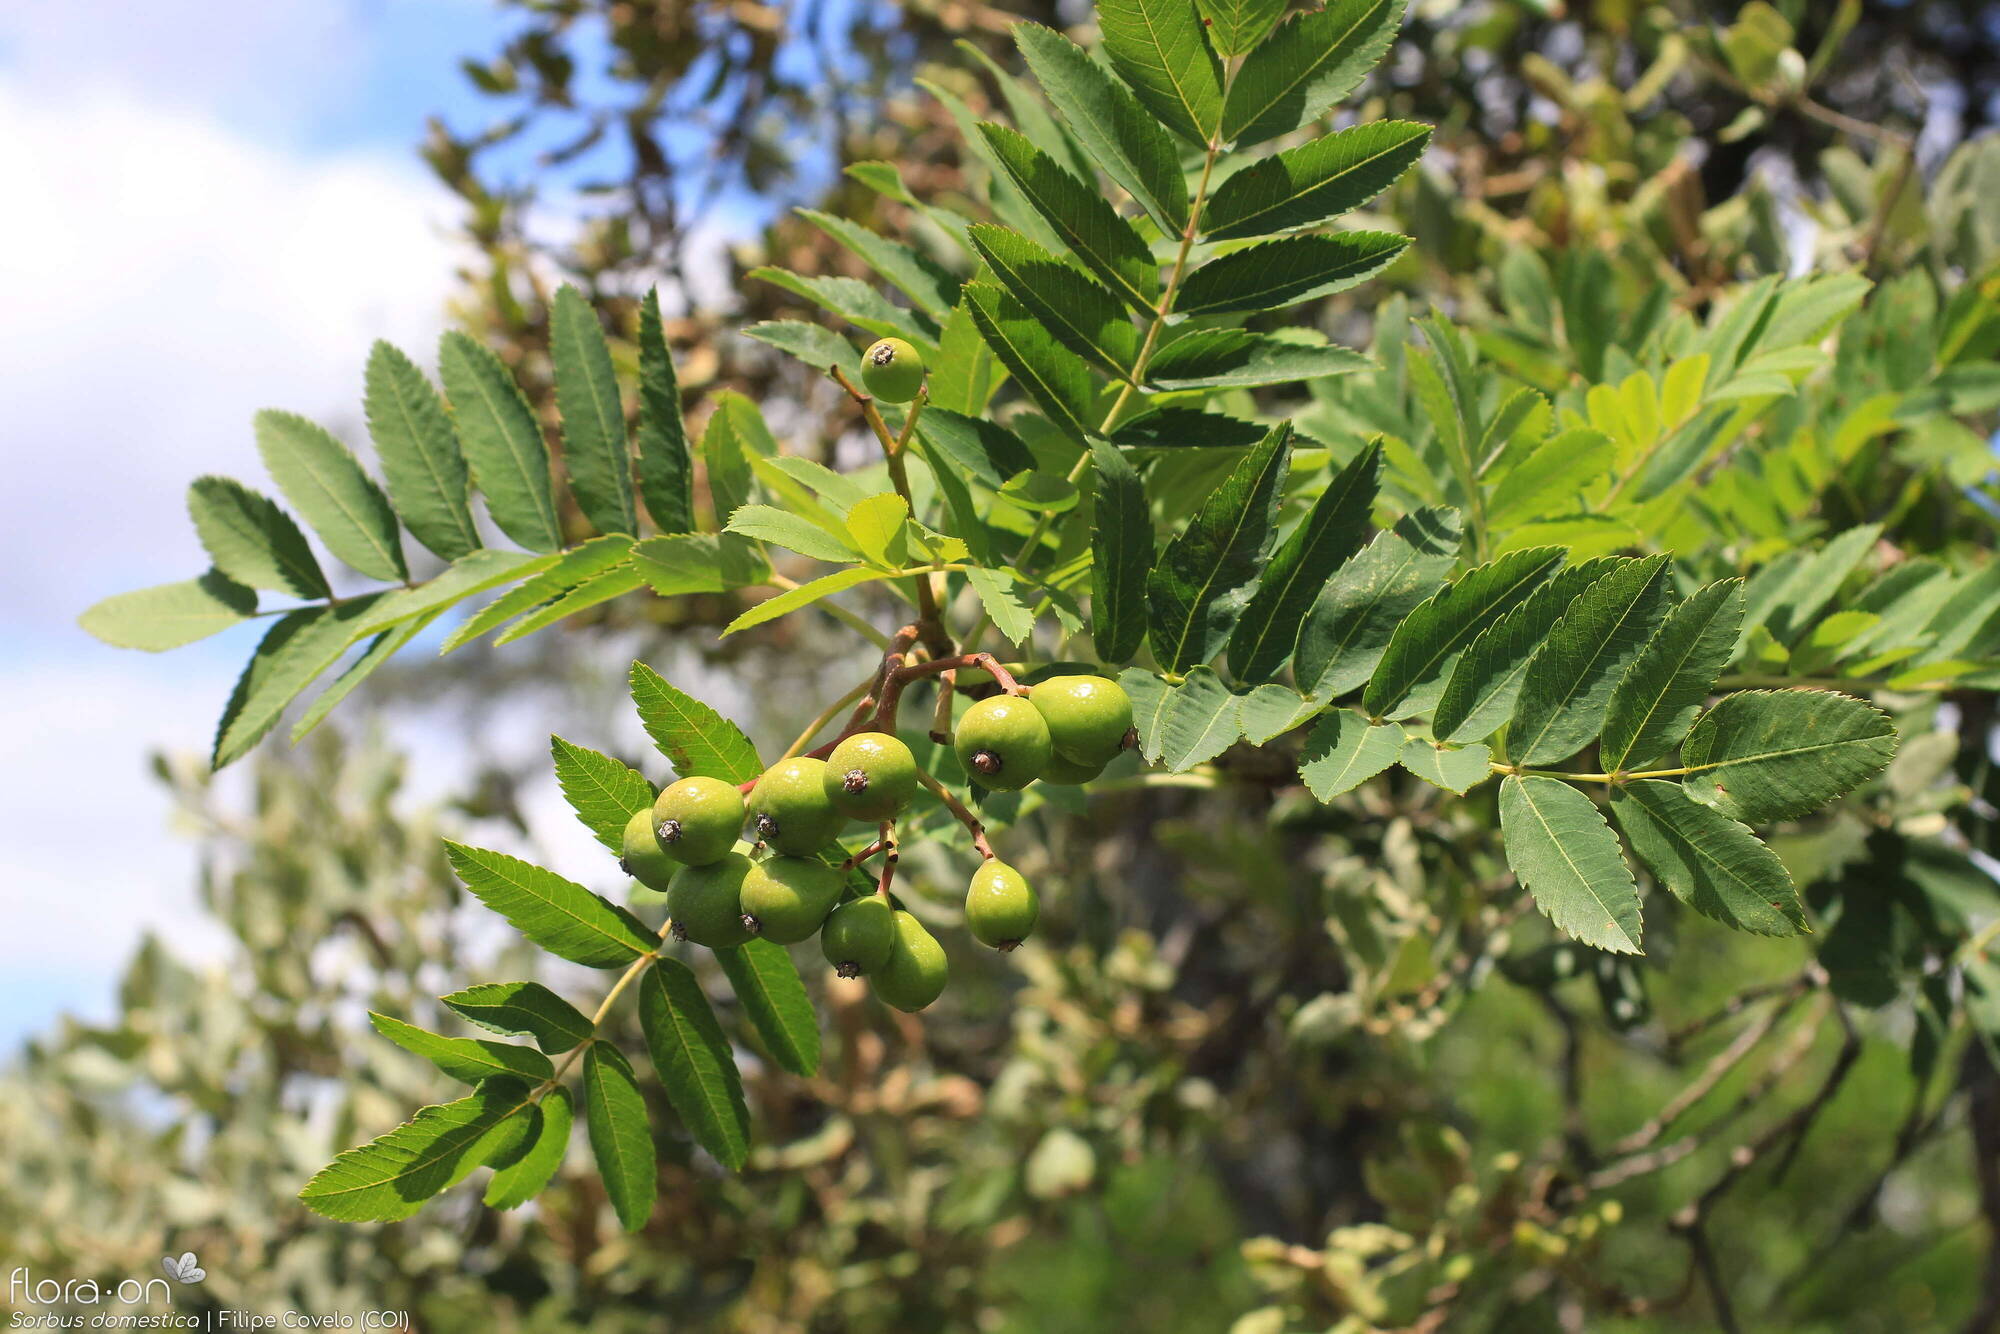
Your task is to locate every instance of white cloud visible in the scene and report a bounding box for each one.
[0,76,462,624]
[0,67,466,1050]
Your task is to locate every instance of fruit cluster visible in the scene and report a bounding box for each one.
[620,673,1134,1013]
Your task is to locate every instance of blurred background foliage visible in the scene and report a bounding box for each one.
[7,0,2000,1330]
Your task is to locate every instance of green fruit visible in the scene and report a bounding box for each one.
[1040,750,1108,785]
[860,337,925,403]
[1030,674,1134,765]
[823,731,920,820]
[965,860,1039,950]
[821,896,897,978]
[622,807,678,891]
[667,852,755,949]
[739,855,845,944]
[747,757,847,855]
[954,695,1052,791]
[872,910,949,1012]
[651,776,745,867]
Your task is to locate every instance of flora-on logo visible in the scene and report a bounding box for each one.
[160,1252,206,1285]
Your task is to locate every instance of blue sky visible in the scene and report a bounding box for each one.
[0,0,609,1051]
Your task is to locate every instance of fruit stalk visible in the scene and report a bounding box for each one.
[914,768,994,861]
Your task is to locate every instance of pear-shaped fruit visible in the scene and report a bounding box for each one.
[652,775,745,867]
[622,807,678,892]
[747,757,847,855]
[739,855,845,944]
[820,896,897,978]
[965,860,1039,950]
[823,731,920,821]
[871,910,949,1012]
[953,695,1052,791]
[1039,750,1108,785]
[1030,674,1133,765]
[860,337,925,403]
[666,851,754,949]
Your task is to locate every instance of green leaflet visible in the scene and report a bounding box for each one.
[1147,329,1372,390]
[965,224,1140,376]
[79,572,257,652]
[702,390,761,524]
[926,298,1007,416]
[1090,440,1153,663]
[747,267,936,346]
[1223,0,1410,147]
[1227,441,1381,684]
[1294,507,1462,699]
[211,597,389,768]
[1362,546,1563,719]
[797,208,959,317]
[967,566,1039,646]
[723,567,893,637]
[1507,554,1674,766]
[549,285,637,537]
[726,505,859,564]
[492,564,648,646]
[1486,428,1618,528]
[1196,0,1285,55]
[1600,580,1746,772]
[1096,0,1224,146]
[289,609,443,744]
[254,409,406,582]
[364,340,479,560]
[299,1078,534,1222]
[444,841,657,968]
[439,535,632,651]
[1399,738,1491,794]
[369,1012,554,1085]
[1012,24,1190,235]
[1498,775,1643,954]
[743,321,863,379]
[1679,689,1898,824]
[438,331,563,553]
[633,532,769,596]
[187,475,329,598]
[963,281,1099,441]
[977,124,1157,312]
[485,1087,572,1210]
[1154,667,1245,771]
[918,407,1035,488]
[717,939,821,1078]
[630,661,763,783]
[1612,781,1807,936]
[1202,121,1430,241]
[1146,424,1291,673]
[345,550,552,643]
[441,981,595,1054]
[1177,232,1410,315]
[1431,556,1620,743]
[1120,666,1173,763]
[583,1042,657,1232]
[640,961,751,1171]
[551,735,656,852]
[1299,711,1405,800]
[636,289,695,534]
[1231,684,1312,744]
[1110,407,1269,449]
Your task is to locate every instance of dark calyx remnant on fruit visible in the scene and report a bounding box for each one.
[952,695,1052,792]
[747,757,847,855]
[822,731,921,820]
